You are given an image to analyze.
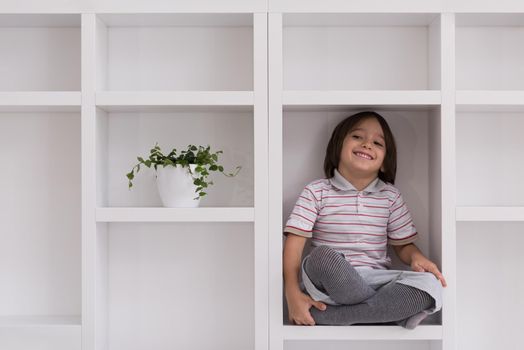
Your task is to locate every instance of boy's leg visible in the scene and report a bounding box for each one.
[304,245,376,305]
[309,282,435,327]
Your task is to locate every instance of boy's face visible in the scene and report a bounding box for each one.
[339,117,386,178]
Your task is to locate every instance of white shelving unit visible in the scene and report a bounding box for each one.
[0,13,82,350]
[1,2,523,350]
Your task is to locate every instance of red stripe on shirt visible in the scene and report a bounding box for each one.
[314,228,385,237]
[316,220,386,228]
[363,204,389,209]
[323,195,358,199]
[323,204,358,208]
[388,219,413,233]
[296,204,317,215]
[299,195,312,202]
[391,203,406,214]
[290,212,315,224]
[305,187,320,202]
[318,212,389,219]
[389,209,409,225]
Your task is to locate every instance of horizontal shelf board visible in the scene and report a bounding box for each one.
[283,324,443,340]
[96,207,255,222]
[96,91,254,110]
[456,91,524,110]
[272,1,443,14]
[0,316,81,327]
[456,207,524,221]
[283,90,441,107]
[0,14,80,27]
[0,92,81,110]
[283,13,440,26]
[456,13,524,26]
[98,13,253,27]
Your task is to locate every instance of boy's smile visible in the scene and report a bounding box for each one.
[338,117,386,188]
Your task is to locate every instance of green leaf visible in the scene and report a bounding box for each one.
[209,165,218,171]
[137,156,145,163]
[199,191,206,197]
[218,165,224,172]
[126,172,134,180]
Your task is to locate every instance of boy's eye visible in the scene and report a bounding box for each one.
[352,135,361,139]
[374,141,384,147]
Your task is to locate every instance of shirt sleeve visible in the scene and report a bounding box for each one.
[387,192,419,246]
[283,184,320,239]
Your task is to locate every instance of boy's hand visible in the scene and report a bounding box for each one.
[411,255,447,287]
[286,290,326,326]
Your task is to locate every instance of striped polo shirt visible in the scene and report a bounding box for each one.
[284,169,419,269]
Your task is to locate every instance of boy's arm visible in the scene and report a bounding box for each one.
[393,243,447,287]
[283,233,327,326]
[283,233,308,296]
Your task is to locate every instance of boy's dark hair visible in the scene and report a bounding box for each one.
[323,111,397,184]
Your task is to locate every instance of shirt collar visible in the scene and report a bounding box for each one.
[329,168,387,193]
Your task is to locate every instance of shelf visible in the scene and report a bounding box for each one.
[96,13,253,91]
[456,13,524,90]
[282,13,441,91]
[457,222,524,350]
[456,110,524,206]
[283,325,443,341]
[0,92,81,112]
[0,316,81,327]
[96,91,254,112]
[0,14,80,92]
[283,90,441,109]
[456,90,524,111]
[96,207,255,222]
[456,207,524,222]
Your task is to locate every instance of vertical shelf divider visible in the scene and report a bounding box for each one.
[254,11,269,350]
[81,13,98,350]
[440,12,457,350]
[268,11,284,350]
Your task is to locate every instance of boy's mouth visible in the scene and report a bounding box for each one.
[354,151,373,160]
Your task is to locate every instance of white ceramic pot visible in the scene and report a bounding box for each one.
[155,164,201,207]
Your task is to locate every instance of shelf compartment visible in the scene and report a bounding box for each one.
[96,13,253,91]
[283,324,442,341]
[0,14,80,92]
[96,106,253,208]
[96,207,255,222]
[283,90,441,107]
[456,207,524,222]
[282,13,441,91]
[280,106,443,325]
[456,14,524,90]
[456,110,524,206]
[95,222,254,350]
[457,222,524,350]
[0,112,81,324]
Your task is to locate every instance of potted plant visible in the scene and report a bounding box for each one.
[126,143,241,207]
